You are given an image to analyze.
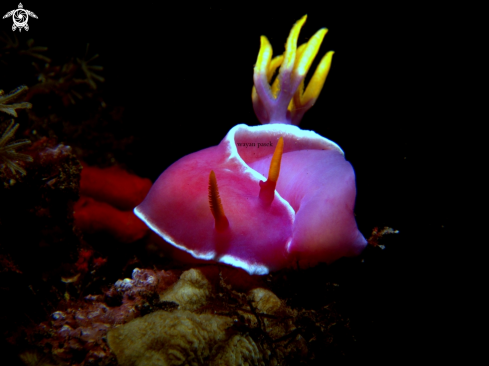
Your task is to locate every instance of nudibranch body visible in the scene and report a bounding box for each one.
[135,15,367,275]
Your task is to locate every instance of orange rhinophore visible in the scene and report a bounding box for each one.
[259,136,284,205]
[208,170,229,232]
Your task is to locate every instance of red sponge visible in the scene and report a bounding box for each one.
[80,165,152,210]
[74,165,152,243]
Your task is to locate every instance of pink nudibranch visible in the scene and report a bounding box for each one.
[135,15,367,275]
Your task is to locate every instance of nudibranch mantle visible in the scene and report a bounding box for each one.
[135,15,367,275]
[135,123,366,275]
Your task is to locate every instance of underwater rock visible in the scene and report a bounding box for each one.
[211,334,264,366]
[159,268,212,311]
[24,265,358,365]
[106,268,303,365]
[247,287,296,341]
[249,287,283,315]
[26,268,179,365]
[107,310,266,366]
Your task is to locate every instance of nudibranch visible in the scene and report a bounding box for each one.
[135,15,367,275]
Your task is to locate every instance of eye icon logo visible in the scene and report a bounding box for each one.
[3,3,38,32]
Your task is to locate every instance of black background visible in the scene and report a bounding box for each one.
[1,1,454,362]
